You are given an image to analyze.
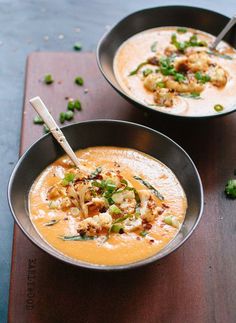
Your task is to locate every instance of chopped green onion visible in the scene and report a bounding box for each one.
[214,104,224,112]
[111,224,124,233]
[133,176,164,200]
[150,41,158,52]
[143,68,153,77]
[33,115,44,125]
[174,72,186,83]
[74,100,82,111]
[207,51,233,60]
[113,214,131,224]
[163,216,180,228]
[171,33,207,52]
[44,74,54,84]
[106,181,117,192]
[43,124,50,133]
[179,92,201,99]
[156,81,166,88]
[140,230,148,237]
[195,71,211,84]
[59,112,66,124]
[129,61,148,76]
[67,100,75,111]
[73,42,82,51]
[67,99,82,111]
[61,173,75,186]
[44,219,60,226]
[109,205,122,215]
[225,179,236,198]
[60,235,94,241]
[89,167,102,179]
[75,76,84,86]
[65,110,74,121]
[177,27,187,33]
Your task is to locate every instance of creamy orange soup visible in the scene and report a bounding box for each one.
[114,27,236,116]
[29,147,187,266]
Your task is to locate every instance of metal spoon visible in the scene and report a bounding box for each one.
[29,96,81,168]
[211,14,236,49]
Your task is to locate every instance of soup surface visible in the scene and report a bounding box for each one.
[113,27,236,116]
[29,147,187,266]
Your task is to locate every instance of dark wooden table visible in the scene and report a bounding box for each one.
[1,1,236,322]
[8,51,236,323]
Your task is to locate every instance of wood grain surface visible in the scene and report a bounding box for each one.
[8,52,236,323]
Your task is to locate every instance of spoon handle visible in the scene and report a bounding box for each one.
[29,96,80,168]
[211,15,236,49]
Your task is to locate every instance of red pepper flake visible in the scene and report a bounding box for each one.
[143,222,152,230]
[162,203,169,209]
[149,239,155,244]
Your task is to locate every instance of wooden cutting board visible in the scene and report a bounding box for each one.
[8,52,236,323]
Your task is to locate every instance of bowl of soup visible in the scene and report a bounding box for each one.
[97,6,236,118]
[8,120,203,270]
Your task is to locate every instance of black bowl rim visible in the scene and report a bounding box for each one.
[8,119,204,270]
[96,5,236,120]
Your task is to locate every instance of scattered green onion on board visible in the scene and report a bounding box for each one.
[44,74,54,84]
[225,179,236,198]
[65,110,74,121]
[33,115,44,125]
[73,42,82,51]
[59,112,66,124]
[43,124,50,133]
[75,76,84,86]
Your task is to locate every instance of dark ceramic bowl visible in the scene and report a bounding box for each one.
[8,120,203,270]
[97,6,236,119]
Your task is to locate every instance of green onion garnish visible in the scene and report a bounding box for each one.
[140,230,148,237]
[43,124,50,133]
[33,115,44,125]
[59,112,66,124]
[60,235,94,241]
[195,71,211,84]
[129,61,148,76]
[179,92,201,99]
[73,42,82,51]
[156,81,165,88]
[177,27,187,33]
[44,74,54,84]
[44,219,60,226]
[143,68,153,77]
[75,76,84,86]
[133,176,164,200]
[65,110,74,121]
[207,51,233,60]
[214,104,224,112]
[150,41,158,52]
[61,173,76,186]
